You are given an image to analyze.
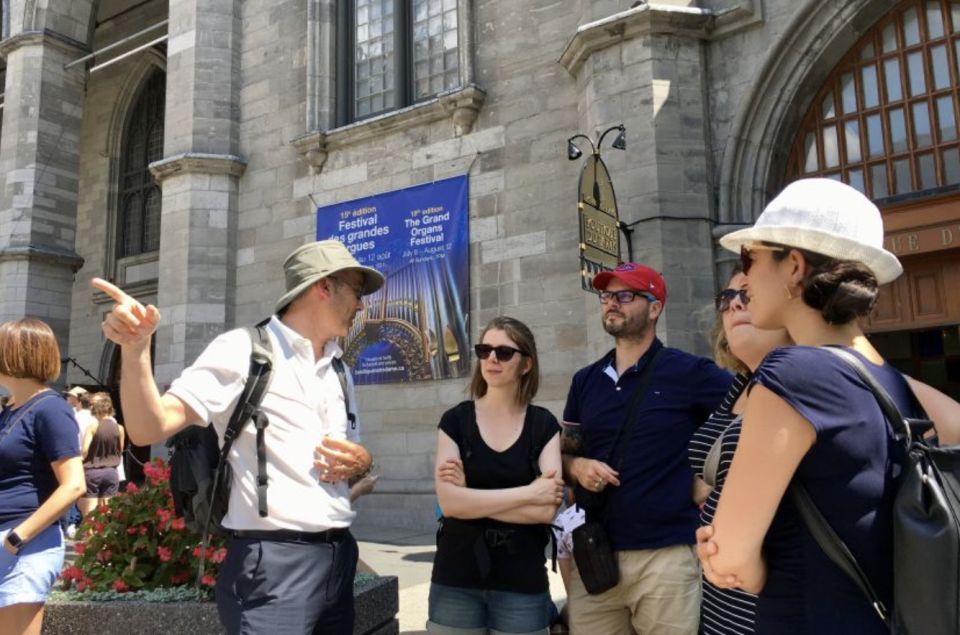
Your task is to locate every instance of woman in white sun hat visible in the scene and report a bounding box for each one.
[693,178,939,634]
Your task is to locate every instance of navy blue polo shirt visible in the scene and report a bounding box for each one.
[563,339,733,551]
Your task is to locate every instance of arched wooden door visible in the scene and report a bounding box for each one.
[785,0,960,398]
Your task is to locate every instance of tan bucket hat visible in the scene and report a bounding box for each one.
[275,240,385,313]
[64,386,88,397]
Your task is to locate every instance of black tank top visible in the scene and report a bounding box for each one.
[431,401,560,593]
[84,418,122,469]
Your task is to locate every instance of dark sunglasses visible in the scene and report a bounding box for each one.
[739,243,786,274]
[474,344,527,362]
[715,288,750,313]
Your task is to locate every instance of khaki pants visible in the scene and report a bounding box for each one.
[568,544,701,635]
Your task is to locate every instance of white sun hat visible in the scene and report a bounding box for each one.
[719,178,903,284]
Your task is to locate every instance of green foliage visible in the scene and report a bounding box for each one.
[60,458,226,593]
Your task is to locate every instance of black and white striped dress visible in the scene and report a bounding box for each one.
[688,373,757,635]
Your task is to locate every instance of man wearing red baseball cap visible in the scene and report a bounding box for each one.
[561,262,732,635]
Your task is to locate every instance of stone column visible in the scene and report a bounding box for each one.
[561,5,717,354]
[151,0,245,386]
[0,5,94,354]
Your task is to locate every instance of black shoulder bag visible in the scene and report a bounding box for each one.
[571,348,664,594]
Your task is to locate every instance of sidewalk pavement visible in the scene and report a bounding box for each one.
[353,523,568,635]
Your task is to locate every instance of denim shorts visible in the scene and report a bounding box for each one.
[0,520,65,608]
[427,582,550,635]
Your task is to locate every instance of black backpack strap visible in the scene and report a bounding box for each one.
[790,484,888,623]
[197,320,273,586]
[788,347,910,625]
[607,347,665,472]
[331,356,356,431]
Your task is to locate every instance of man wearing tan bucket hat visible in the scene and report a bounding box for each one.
[91,239,384,634]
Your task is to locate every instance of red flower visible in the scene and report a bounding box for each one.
[156,508,172,525]
[170,517,186,531]
[211,547,227,564]
[126,526,139,535]
[60,565,83,581]
[125,482,139,494]
[192,546,202,558]
[201,574,216,587]
[112,579,129,593]
[73,542,86,555]
[156,546,172,562]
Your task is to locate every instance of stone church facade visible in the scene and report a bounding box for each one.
[1,0,957,530]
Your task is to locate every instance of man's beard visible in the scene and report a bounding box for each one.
[602,308,650,340]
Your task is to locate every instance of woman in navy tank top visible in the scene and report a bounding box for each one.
[695,179,951,634]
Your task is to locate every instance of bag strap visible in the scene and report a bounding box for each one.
[607,347,665,473]
[789,346,906,625]
[331,357,356,431]
[790,484,889,624]
[825,347,912,449]
[197,320,274,586]
[0,393,59,445]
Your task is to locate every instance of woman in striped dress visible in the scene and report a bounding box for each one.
[688,270,790,634]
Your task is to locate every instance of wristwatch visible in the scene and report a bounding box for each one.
[5,530,23,555]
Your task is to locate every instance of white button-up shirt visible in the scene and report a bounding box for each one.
[168,317,360,531]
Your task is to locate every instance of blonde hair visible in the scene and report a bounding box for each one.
[711,320,750,375]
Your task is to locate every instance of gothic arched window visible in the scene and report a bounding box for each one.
[787,0,960,199]
[119,71,165,258]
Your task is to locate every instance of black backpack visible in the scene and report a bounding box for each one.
[167,319,356,583]
[792,347,960,634]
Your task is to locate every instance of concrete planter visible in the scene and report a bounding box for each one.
[42,575,399,635]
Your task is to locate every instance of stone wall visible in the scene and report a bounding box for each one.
[46,0,899,531]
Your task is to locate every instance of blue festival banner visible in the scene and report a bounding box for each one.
[316,175,470,385]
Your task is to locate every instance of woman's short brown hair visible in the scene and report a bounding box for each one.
[89,392,115,419]
[469,316,540,406]
[0,319,62,383]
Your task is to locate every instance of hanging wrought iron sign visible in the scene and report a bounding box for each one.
[577,154,621,292]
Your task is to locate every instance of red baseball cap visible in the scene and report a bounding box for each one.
[592,263,667,304]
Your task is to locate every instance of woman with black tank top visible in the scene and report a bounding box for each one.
[78,393,124,519]
[695,179,960,634]
[428,316,563,635]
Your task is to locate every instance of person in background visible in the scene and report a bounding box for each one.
[0,319,85,635]
[62,387,94,539]
[63,387,95,441]
[78,393,125,520]
[430,316,563,635]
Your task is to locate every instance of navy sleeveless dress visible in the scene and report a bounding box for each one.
[750,346,914,635]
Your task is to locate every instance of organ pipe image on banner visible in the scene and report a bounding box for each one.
[315,175,470,385]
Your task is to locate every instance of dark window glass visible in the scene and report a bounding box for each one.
[119,72,165,258]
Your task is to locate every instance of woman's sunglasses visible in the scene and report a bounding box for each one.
[715,288,750,313]
[474,344,527,362]
[739,243,787,274]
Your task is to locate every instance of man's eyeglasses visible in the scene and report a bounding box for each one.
[330,276,363,300]
[598,290,658,305]
[739,243,786,275]
[474,344,527,362]
[715,288,750,313]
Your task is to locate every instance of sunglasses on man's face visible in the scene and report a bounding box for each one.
[739,243,786,274]
[474,344,527,362]
[715,288,750,313]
